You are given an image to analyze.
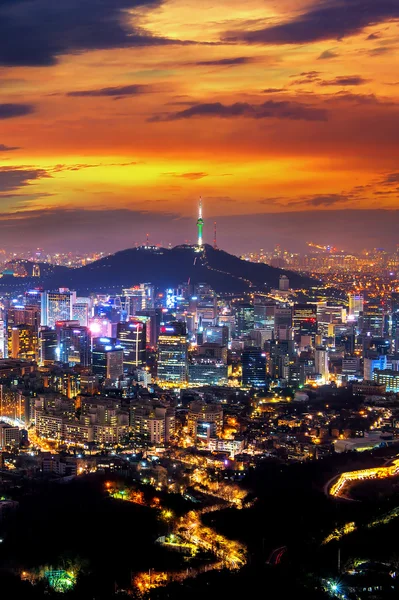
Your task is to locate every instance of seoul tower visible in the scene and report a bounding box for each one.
[197,197,204,247]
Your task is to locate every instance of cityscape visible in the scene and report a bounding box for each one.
[0,202,398,598]
[1,0,399,599]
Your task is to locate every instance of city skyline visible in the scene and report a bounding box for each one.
[0,0,399,252]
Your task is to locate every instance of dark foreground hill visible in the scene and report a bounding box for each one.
[0,245,317,294]
[46,244,315,293]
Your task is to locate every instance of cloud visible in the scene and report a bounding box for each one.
[318,49,339,60]
[0,144,20,151]
[303,193,349,207]
[319,76,369,86]
[224,0,399,45]
[67,84,153,98]
[0,0,186,67]
[326,92,388,105]
[0,104,34,119]
[151,100,328,122]
[262,88,285,93]
[0,167,51,193]
[381,172,399,185]
[163,172,209,180]
[195,57,256,67]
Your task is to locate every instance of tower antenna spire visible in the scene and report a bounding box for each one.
[213,221,217,250]
[197,197,204,247]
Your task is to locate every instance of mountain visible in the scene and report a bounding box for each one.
[44,244,316,294]
[0,245,316,294]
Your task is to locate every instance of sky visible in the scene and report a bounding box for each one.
[0,0,399,254]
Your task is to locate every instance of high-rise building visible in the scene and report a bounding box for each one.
[0,320,6,359]
[39,327,58,365]
[157,322,188,383]
[117,320,147,370]
[361,300,384,338]
[6,305,40,358]
[72,298,91,326]
[188,359,229,386]
[364,353,387,380]
[92,338,124,380]
[391,293,399,345]
[41,290,76,328]
[293,304,317,341]
[315,346,329,382]
[279,275,289,291]
[274,307,292,336]
[9,325,38,360]
[203,325,229,346]
[242,347,267,388]
[58,324,91,366]
[122,284,154,317]
[348,293,364,319]
[236,303,255,337]
[269,339,295,381]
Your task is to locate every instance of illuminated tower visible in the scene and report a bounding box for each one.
[197,197,204,247]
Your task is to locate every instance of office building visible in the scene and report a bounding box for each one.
[41,290,76,328]
[157,322,188,384]
[203,325,229,346]
[293,304,317,341]
[348,293,364,319]
[315,347,329,382]
[242,347,267,388]
[236,303,255,337]
[72,299,91,326]
[117,319,147,370]
[6,305,40,358]
[58,324,91,366]
[39,327,58,365]
[9,325,38,360]
[122,284,154,317]
[274,307,292,336]
[373,369,399,393]
[92,338,124,380]
[361,300,384,338]
[364,354,388,381]
[188,360,229,386]
[279,275,289,291]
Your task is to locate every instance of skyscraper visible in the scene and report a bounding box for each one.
[157,322,188,383]
[39,327,58,365]
[58,324,91,366]
[92,337,124,380]
[293,304,317,341]
[9,325,38,360]
[242,347,267,388]
[236,303,255,337]
[315,346,329,382]
[117,320,147,370]
[348,293,364,319]
[6,304,40,358]
[362,300,384,338]
[41,290,76,328]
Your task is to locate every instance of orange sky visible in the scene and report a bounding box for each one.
[0,0,398,251]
